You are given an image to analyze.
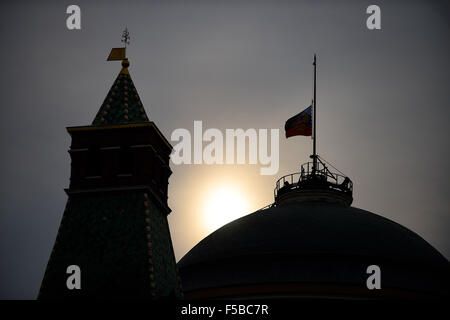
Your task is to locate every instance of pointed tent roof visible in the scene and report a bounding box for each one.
[92,58,149,126]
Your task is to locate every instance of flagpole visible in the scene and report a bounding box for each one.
[313,54,317,173]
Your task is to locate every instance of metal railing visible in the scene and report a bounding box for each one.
[274,160,353,199]
[258,203,275,211]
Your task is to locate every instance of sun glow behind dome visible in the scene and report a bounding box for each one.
[203,184,251,233]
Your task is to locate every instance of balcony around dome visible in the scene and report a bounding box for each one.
[274,159,353,206]
[178,158,449,299]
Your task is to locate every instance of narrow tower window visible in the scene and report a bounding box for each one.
[86,147,102,177]
[119,145,133,175]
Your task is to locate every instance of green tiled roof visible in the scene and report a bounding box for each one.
[39,189,183,299]
[92,61,149,126]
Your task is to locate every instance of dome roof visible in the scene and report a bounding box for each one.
[178,203,450,299]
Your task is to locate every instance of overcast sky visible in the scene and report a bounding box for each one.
[0,0,449,299]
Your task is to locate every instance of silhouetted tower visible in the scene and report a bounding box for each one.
[38,45,182,299]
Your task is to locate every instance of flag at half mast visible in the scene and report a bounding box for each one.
[285,105,313,138]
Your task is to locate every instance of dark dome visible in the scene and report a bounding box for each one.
[178,203,450,299]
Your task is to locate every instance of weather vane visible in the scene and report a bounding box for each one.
[121,27,130,47]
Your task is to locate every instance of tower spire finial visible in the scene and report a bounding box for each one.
[121,27,130,48]
[106,28,131,73]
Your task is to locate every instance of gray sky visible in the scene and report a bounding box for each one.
[0,0,449,299]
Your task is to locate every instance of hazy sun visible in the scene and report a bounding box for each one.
[203,185,251,232]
